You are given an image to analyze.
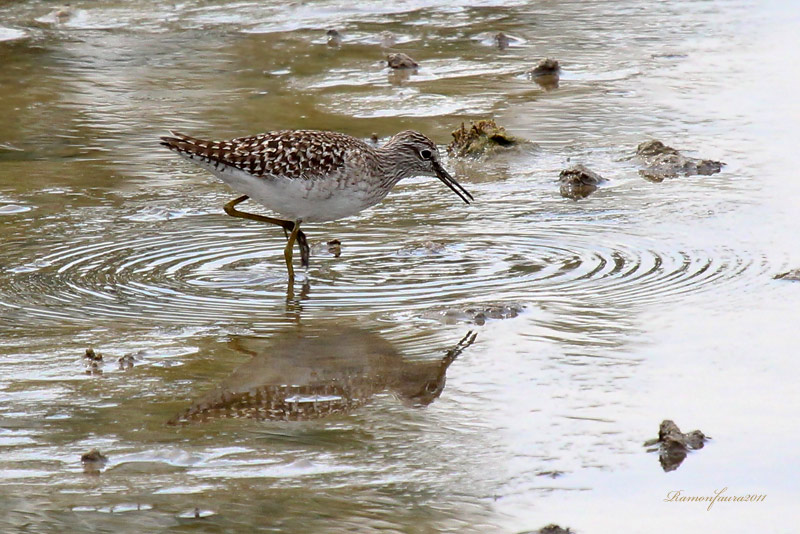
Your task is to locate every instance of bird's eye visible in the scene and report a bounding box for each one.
[419,149,433,160]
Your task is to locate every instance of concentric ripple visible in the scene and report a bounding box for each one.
[0,214,772,328]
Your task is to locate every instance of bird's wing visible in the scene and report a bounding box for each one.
[160,130,363,180]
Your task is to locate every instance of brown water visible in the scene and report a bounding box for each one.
[1,0,799,532]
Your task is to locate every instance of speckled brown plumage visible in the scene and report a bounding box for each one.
[160,130,372,181]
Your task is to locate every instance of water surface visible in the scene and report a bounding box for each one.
[1,0,798,532]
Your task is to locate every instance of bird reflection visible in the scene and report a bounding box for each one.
[169,325,476,424]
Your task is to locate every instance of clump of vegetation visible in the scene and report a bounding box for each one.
[447,119,519,157]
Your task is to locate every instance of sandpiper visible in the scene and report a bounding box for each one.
[160,129,473,280]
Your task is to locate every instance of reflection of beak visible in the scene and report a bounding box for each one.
[433,160,474,204]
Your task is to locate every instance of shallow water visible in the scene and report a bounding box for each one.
[1,0,798,532]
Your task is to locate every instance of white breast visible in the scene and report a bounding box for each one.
[209,162,384,223]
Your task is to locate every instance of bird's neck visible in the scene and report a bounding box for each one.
[375,145,414,185]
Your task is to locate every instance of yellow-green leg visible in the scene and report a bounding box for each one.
[284,219,302,281]
[223,195,292,229]
[223,195,310,274]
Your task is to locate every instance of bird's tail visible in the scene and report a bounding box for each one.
[159,130,240,171]
[160,130,213,157]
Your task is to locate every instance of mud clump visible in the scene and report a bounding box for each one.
[447,119,519,157]
[84,348,103,375]
[529,58,561,90]
[494,32,510,50]
[518,525,572,534]
[636,140,679,157]
[530,58,560,77]
[636,140,724,182]
[387,52,418,69]
[81,449,108,474]
[118,353,136,370]
[775,269,800,281]
[326,29,342,47]
[559,164,606,200]
[311,239,342,258]
[644,419,709,472]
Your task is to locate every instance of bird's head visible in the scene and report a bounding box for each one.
[381,130,473,204]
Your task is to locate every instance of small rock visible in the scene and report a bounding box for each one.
[638,140,672,156]
[539,526,572,534]
[387,52,418,69]
[695,159,724,175]
[370,133,379,145]
[327,239,342,258]
[559,164,604,186]
[529,59,561,90]
[118,353,135,370]
[635,140,724,181]
[326,29,342,47]
[530,58,560,77]
[640,153,724,182]
[84,348,103,362]
[636,140,680,157]
[81,449,108,463]
[559,164,605,200]
[447,119,519,157]
[81,449,108,474]
[639,153,694,181]
[84,348,103,375]
[494,32,510,50]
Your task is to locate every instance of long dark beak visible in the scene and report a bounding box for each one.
[433,161,474,205]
